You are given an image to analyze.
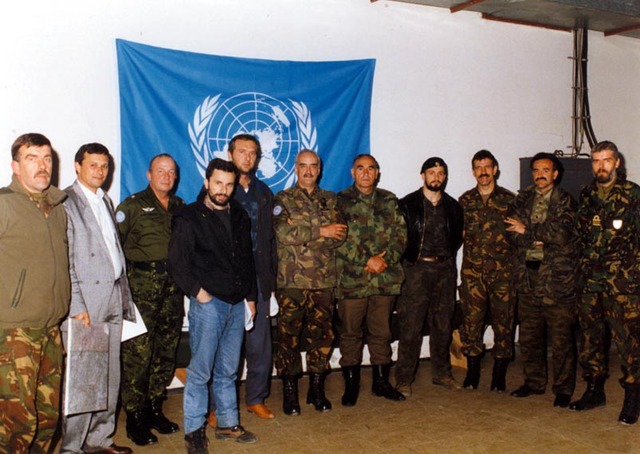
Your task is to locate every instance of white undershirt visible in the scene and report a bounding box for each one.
[78,181,123,278]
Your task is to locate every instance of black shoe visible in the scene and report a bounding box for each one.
[490,358,509,392]
[148,398,180,434]
[126,409,158,446]
[341,366,361,407]
[619,383,640,425]
[306,372,332,412]
[184,423,208,454]
[569,376,606,411]
[510,384,545,398]
[463,355,482,390]
[282,375,301,416]
[371,364,405,401]
[553,394,572,408]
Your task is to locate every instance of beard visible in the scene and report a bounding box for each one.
[596,169,614,184]
[208,192,230,207]
[426,181,443,192]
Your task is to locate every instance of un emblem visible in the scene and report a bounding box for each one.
[188,93,318,190]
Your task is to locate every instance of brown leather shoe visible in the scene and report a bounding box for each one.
[206,411,217,428]
[247,403,275,419]
[86,443,133,454]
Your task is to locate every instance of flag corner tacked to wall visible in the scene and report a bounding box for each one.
[116,39,375,202]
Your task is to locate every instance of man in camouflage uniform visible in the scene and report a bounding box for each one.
[273,149,347,415]
[395,157,464,397]
[506,152,578,407]
[336,154,406,407]
[459,150,515,392]
[0,133,70,453]
[571,140,640,425]
[116,153,185,445]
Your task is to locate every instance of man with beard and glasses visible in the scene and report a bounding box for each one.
[169,158,258,452]
[458,150,516,392]
[505,152,578,408]
[571,141,640,425]
[273,149,346,415]
[394,157,464,397]
[0,133,70,453]
[206,134,277,426]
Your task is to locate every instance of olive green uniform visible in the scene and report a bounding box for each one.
[116,186,185,411]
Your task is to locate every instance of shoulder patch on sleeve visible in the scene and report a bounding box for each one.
[273,205,283,216]
[116,211,126,223]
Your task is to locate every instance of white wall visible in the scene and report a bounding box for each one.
[1,0,639,201]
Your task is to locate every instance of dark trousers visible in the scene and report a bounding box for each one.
[338,295,395,367]
[395,259,456,386]
[519,292,577,396]
[244,289,273,405]
[275,288,335,375]
[578,292,640,385]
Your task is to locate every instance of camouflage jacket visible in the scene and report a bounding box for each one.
[336,185,407,299]
[577,178,640,295]
[459,185,514,275]
[273,185,344,289]
[508,185,579,300]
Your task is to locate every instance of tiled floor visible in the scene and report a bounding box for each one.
[110,354,639,453]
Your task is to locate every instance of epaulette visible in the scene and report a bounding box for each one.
[0,187,14,196]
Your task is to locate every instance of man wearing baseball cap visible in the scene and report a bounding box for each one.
[395,157,464,397]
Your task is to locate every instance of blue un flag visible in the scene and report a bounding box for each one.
[116,39,376,202]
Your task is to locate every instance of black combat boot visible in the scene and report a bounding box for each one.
[463,355,482,390]
[148,397,180,434]
[306,372,332,412]
[282,375,301,416]
[490,358,509,392]
[372,364,406,401]
[341,366,361,407]
[619,382,640,425]
[126,409,158,446]
[569,375,606,411]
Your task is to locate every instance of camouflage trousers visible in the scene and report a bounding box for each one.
[578,292,640,385]
[120,267,183,411]
[395,259,456,386]
[275,288,335,376]
[0,326,63,454]
[518,293,577,395]
[459,267,515,359]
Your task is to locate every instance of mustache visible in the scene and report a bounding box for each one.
[535,177,547,181]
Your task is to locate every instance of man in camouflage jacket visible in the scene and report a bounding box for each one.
[506,153,578,408]
[336,154,406,407]
[571,141,640,425]
[459,150,516,392]
[273,149,347,415]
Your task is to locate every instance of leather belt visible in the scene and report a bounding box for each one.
[419,256,450,263]
[131,260,168,273]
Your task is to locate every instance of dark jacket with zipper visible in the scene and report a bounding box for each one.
[168,198,256,304]
[399,188,464,264]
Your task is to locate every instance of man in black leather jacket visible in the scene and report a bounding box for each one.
[394,157,464,397]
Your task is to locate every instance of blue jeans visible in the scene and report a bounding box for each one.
[183,296,244,434]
